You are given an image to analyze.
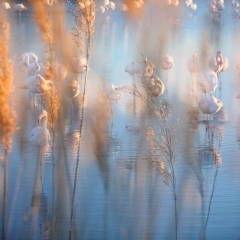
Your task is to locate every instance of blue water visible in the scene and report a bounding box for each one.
[1,0,240,239]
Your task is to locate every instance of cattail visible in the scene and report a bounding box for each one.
[0,18,16,151]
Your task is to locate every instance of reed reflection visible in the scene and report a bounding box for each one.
[199,122,223,239]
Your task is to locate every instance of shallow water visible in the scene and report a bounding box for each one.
[1,0,240,239]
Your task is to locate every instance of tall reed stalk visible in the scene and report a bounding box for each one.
[202,146,221,240]
[0,17,16,152]
[133,83,179,240]
[89,85,111,239]
[2,152,9,240]
[28,2,61,239]
[0,16,16,240]
[68,1,96,239]
[7,94,28,239]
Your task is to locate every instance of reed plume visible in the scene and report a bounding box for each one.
[28,5,63,240]
[132,82,179,240]
[71,0,96,59]
[29,0,61,130]
[147,109,179,240]
[0,18,16,151]
[29,0,51,44]
[0,16,16,240]
[68,3,96,239]
[202,152,221,240]
[29,0,55,70]
[43,87,60,131]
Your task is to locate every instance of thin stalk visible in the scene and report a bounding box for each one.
[103,194,108,240]
[51,132,55,240]
[110,100,113,116]
[2,150,9,240]
[71,100,73,129]
[134,83,178,239]
[174,192,178,240]
[29,149,42,239]
[133,75,136,114]
[7,150,26,239]
[191,72,193,99]
[202,168,219,240]
[68,27,92,240]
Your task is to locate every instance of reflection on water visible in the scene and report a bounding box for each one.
[1,1,240,240]
[65,131,81,150]
[213,107,228,122]
[198,148,216,167]
[187,107,199,129]
[31,194,50,240]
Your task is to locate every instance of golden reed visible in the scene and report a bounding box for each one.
[29,0,51,43]
[29,0,54,67]
[72,0,96,58]
[43,87,60,130]
[0,17,16,151]
[29,0,61,130]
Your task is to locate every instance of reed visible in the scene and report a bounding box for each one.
[89,84,111,239]
[89,82,111,191]
[43,87,60,131]
[29,0,60,121]
[0,16,16,240]
[0,18,16,152]
[7,93,28,239]
[202,145,221,240]
[68,1,96,239]
[132,83,179,240]
[29,0,52,50]
[29,0,56,75]
[71,0,96,59]
[28,3,63,239]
